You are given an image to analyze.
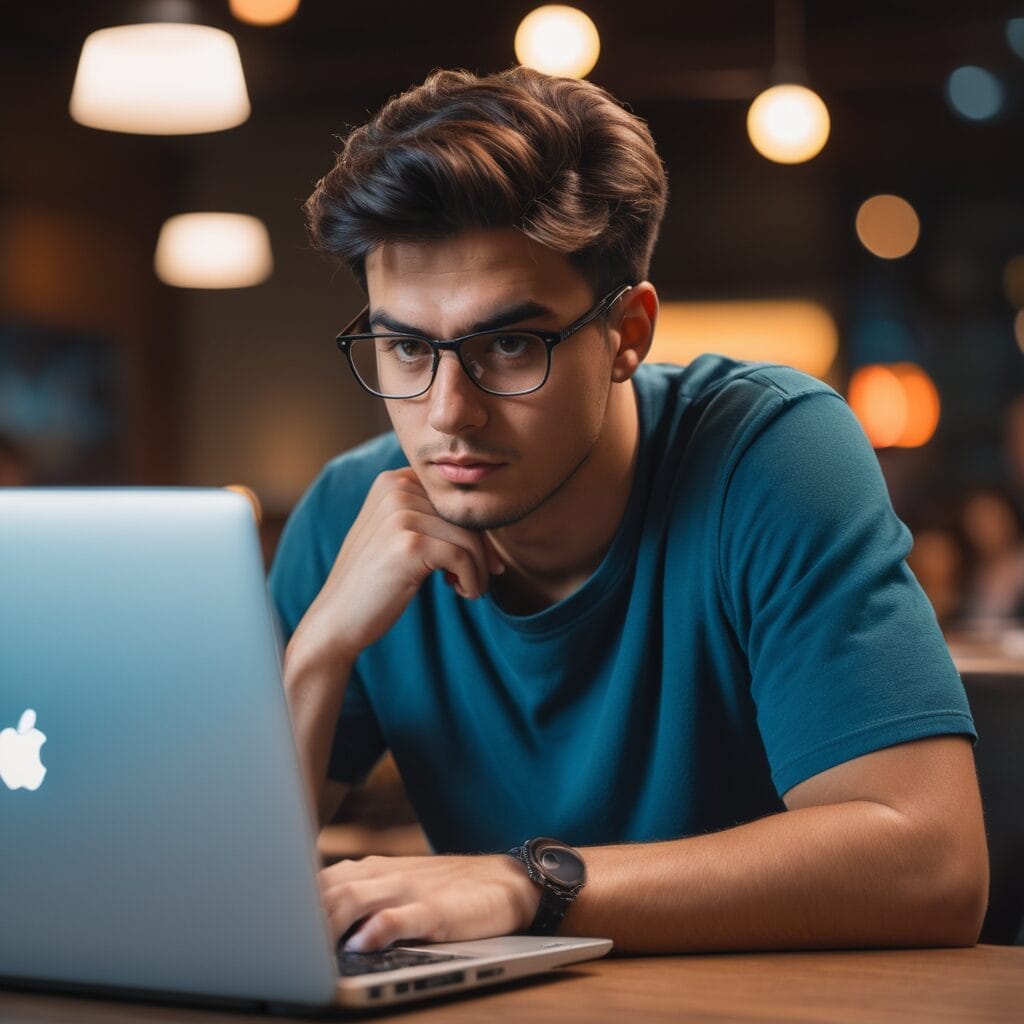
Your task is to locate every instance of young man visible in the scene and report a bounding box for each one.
[271,67,988,954]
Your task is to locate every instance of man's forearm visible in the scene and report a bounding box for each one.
[282,634,353,824]
[564,801,986,953]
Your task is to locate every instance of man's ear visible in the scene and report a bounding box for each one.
[611,282,658,383]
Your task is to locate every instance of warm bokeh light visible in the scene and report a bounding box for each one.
[848,365,907,448]
[650,300,839,379]
[1003,255,1024,308]
[891,363,941,447]
[154,213,273,289]
[230,0,301,25]
[855,194,921,260]
[847,363,940,448]
[1016,309,1024,354]
[746,84,830,164]
[514,5,600,79]
[946,65,1003,121]
[69,23,250,135]
[225,484,263,523]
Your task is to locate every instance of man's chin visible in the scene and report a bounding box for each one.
[430,492,531,532]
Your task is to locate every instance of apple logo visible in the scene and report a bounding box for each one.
[0,709,48,791]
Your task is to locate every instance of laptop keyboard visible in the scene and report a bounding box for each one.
[336,948,469,977]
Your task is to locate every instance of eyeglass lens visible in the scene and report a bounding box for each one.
[348,331,549,398]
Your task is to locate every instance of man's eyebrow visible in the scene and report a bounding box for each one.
[368,300,557,338]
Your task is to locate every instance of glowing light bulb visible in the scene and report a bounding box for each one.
[747,83,830,164]
[514,5,600,79]
[230,0,301,26]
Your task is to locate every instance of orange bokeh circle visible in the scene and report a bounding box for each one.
[848,363,940,448]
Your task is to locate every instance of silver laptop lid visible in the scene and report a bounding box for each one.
[0,489,338,1006]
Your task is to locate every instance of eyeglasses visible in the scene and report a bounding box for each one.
[335,284,633,399]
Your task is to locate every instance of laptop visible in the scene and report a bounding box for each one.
[0,488,611,1012]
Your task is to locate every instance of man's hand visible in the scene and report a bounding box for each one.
[292,468,504,668]
[320,853,539,951]
[284,467,504,823]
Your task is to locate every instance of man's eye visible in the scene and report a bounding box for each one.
[381,338,430,361]
[490,334,530,357]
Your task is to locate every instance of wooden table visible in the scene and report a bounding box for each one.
[2,945,1022,1023]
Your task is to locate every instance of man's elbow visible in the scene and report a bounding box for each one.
[919,873,987,947]
[916,828,989,947]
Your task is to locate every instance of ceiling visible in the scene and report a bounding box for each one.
[4,2,1020,188]
[5,1,1022,100]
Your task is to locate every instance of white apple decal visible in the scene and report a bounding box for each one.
[0,709,48,791]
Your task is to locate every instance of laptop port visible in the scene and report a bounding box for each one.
[412,970,465,991]
[476,966,504,980]
[368,986,382,999]
[394,982,410,994]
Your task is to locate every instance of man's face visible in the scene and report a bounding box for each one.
[364,227,620,532]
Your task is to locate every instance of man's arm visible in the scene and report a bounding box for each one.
[282,641,354,825]
[282,467,502,825]
[565,734,987,951]
[323,734,989,952]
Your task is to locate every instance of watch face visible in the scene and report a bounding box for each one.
[531,839,585,887]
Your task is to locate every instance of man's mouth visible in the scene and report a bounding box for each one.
[430,457,506,485]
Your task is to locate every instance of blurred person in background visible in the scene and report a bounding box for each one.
[1002,394,1024,511]
[907,522,966,634]
[958,485,1024,630]
[272,67,987,956]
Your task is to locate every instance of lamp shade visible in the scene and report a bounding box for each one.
[70,23,250,135]
[154,213,273,289]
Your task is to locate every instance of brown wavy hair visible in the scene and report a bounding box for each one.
[304,67,668,297]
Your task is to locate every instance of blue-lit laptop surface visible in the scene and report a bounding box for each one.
[0,489,610,1011]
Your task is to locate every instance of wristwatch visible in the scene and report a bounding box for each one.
[506,837,587,935]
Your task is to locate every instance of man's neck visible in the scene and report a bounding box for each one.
[485,380,640,615]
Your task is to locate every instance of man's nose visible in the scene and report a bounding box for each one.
[426,351,488,435]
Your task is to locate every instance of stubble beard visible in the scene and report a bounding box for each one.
[426,442,598,532]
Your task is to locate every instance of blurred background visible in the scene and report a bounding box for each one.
[1,0,1023,639]
[4,3,1024,905]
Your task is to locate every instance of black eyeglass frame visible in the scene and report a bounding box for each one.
[335,283,634,399]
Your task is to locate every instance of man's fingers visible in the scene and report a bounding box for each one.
[310,465,497,663]
[343,903,433,953]
[323,875,404,942]
[377,471,497,589]
[319,855,531,952]
[389,511,491,598]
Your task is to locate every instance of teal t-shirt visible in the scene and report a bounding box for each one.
[269,358,975,854]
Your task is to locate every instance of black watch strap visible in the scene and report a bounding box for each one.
[530,878,577,935]
[507,838,586,936]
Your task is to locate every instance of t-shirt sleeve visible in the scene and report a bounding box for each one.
[718,384,975,798]
[268,466,387,785]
